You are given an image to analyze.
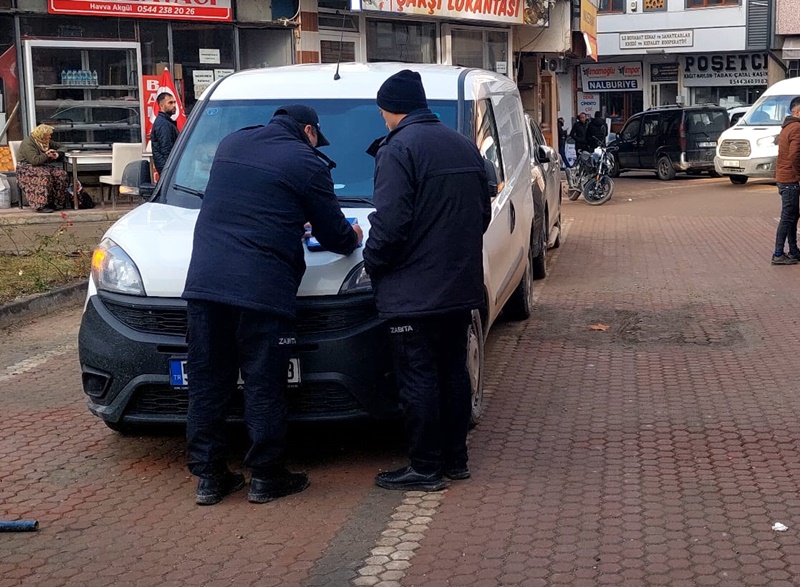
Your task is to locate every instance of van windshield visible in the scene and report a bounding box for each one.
[162,99,458,208]
[741,95,793,126]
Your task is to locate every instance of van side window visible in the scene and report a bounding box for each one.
[476,99,505,191]
[659,111,681,137]
[642,113,660,137]
[621,117,641,140]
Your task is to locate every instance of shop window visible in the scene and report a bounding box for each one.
[239,29,293,70]
[788,60,800,79]
[366,20,436,64]
[475,99,504,192]
[601,92,643,126]
[20,16,136,39]
[172,23,235,114]
[451,29,509,75]
[598,0,625,12]
[687,0,740,7]
[139,21,169,76]
[0,0,10,8]
[691,86,764,107]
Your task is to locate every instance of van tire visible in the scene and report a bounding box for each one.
[505,239,535,321]
[467,309,484,428]
[729,175,748,185]
[656,156,676,181]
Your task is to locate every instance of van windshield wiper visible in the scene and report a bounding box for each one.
[173,184,205,198]
[337,197,374,206]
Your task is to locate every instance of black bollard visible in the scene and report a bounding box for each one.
[0,520,39,532]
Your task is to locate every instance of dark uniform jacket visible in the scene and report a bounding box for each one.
[569,120,589,152]
[182,116,358,318]
[151,111,179,174]
[776,116,800,184]
[588,118,608,149]
[364,109,491,319]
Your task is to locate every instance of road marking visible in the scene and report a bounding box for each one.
[0,343,77,383]
[351,491,446,586]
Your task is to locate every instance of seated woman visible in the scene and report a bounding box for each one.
[16,125,71,213]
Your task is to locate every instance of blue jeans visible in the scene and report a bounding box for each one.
[775,182,800,254]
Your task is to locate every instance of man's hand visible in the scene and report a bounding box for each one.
[352,223,364,245]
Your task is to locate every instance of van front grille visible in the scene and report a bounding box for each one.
[718,140,751,158]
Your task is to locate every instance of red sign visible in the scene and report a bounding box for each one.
[142,76,160,142]
[48,0,232,21]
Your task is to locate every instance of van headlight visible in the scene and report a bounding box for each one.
[339,262,372,294]
[91,238,146,296]
[757,134,780,147]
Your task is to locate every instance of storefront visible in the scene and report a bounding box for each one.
[682,52,768,108]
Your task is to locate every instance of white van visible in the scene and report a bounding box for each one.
[79,63,556,432]
[715,77,800,185]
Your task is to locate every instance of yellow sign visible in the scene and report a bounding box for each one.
[581,0,597,37]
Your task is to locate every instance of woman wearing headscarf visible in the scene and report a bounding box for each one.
[16,124,71,213]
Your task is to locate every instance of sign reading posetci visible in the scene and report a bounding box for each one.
[48,0,232,21]
[359,0,524,25]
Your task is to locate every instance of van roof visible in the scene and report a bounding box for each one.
[206,63,517,102]
[762,76,800,97]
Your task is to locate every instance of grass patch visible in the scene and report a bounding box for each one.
[0,253,90,304]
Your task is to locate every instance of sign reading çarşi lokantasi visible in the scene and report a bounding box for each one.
[580,62,643,92]
[682,53,768,87]
[48,0,231,21]
[355,0,524,25]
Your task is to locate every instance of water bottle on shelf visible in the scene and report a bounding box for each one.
[91,70,98,86]
[65,70,74,86]
[80,70,88,85]
[60,70,66,85]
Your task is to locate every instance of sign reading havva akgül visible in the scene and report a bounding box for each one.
[49,0,231,21]
[580,62,643,92]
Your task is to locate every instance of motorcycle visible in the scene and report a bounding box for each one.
[566,146,615,206]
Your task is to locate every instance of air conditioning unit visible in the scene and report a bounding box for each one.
[542,57,567,74]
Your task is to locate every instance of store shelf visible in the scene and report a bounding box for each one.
[51,123,141,131]
[35,84,139,90]
[35,99,140,108]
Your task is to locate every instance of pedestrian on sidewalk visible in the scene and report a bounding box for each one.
[15,124,70,213]
[557,117,570,169]
[151,92,179,175]
[569,112,590,154]
[772,96,800,266]
[364,70,491,492]
[182,105,363,505]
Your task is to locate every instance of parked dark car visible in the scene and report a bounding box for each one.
[608,105,729,180]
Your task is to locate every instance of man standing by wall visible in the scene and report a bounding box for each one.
[772,96,800,266]
[151,92,179,175]
[364,70,491,492]
[182,105,363,505]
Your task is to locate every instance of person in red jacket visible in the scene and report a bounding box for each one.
[772,96,800,265]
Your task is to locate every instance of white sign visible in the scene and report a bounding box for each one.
[620,30,693,50]
[495,61,508,75]
[683,53,768,87]
[580,61,643,92]
[192,69,215,99]
[214,69,234,81]
[199,48,221,65]
[577,92,600,117]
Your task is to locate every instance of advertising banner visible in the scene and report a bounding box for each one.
[358,0,524,25]
[580,62,643,92]
[49,0,232,22]
[682,53,768,87]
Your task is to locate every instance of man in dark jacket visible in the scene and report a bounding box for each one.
[569,112,590,154]
[151,92,179,174]
[588,111,608,149]
[182,105,363,505]
[364,70,492,492]
[557,117,570,169]
[772,96,800,265]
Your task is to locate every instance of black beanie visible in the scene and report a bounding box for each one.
[376,70,428,115]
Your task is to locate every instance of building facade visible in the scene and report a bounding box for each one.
[776,0,800,79]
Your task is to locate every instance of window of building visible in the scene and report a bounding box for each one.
[451,29,509,75]
[687,0,740,7]
[366,20,436,64]
[171,23,235,114]
[690,85,765,107]
[788,60,800,79]
[19,16,136,39]
[598,0,625,13]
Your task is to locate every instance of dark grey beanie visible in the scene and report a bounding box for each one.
[376,70,428,115]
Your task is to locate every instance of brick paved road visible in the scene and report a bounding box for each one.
[3,174,800,586]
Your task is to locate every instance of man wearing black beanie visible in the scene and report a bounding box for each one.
[365,69,492,491]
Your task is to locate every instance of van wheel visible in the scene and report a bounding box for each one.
[467,309,484,428]
[709,170,722,178]
[656,156,676,181]
[504,238,535,321]
[729,175,748,185]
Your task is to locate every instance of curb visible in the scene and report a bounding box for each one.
[0,210,129,226]
[0,280,86,330]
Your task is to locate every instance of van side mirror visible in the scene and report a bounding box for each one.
[537,145,554,163]
[119,160,156,201]
[484,158,498,198]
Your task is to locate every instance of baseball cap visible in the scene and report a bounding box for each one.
[273,104,330,147]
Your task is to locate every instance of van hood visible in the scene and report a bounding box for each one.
[102,202,373,298]
[719,124,780,142]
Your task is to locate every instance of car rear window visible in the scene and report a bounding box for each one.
[686,110,728,134]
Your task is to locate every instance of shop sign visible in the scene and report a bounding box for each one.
[192,70,214,99]
[580,61,643,92]
[620,30,693,50]
[48,0,232,22]
[199,49,220,65]
[650,63,679,83]
[577,92,600,117]
[683,53,768,87]
[355,0,524,25]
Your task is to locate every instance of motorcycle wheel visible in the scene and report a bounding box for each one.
[583,176,614,206]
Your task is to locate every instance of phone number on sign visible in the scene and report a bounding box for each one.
[137,4,195,14]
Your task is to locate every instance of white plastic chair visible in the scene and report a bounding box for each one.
[99,142,144,208]
[8,140,24,208]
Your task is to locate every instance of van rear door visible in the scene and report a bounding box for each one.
[685,109,728,163]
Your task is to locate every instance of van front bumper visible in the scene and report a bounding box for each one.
[714,156,776,179]
[78,291,399,427]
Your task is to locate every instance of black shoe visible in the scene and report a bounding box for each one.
[375,466,448,492]
[35,206,55,213]
[248,470,309,504]
[443,466,471,481]
[788,251,800,262]
[195,470,245,506]
[772,254,798,265]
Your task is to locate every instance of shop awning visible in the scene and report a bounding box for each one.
[583,33,599,63]
[783,37,800,60]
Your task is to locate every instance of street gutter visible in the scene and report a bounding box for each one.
[0,280,86,330]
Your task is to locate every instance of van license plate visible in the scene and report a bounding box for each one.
[169,359,301,387]
[723,160,740,167]
[698,141,716,148]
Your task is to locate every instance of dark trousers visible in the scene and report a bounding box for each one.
[559,145,571,169]
[775,182,800,254]
[387,312,473,475]
[186,300,291,478]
